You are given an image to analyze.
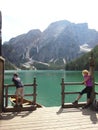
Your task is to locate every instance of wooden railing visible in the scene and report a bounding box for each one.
[61,78,85,108]
[60,52,96,108]
[3,77,38,112]
[61,78,98,108]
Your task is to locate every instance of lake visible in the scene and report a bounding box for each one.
[4,70,98,107]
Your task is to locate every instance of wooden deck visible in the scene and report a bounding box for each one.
[0,106,98,130]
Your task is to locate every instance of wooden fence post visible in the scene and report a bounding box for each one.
[0,11,2,56]
[33,77,37,105]
[89,52,95,103]
[61,78,65,108]
[0,11,5,112]
[5,85,8,107]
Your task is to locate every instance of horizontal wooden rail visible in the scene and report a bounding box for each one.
[63,82,83,85]
[64,92,80,94]
[3,93,36,97]
[95,82,98,85]
[4,83,35,87]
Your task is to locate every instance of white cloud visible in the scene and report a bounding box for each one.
[1,0,98,42]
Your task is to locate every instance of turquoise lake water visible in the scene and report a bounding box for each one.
[4,70,98,107]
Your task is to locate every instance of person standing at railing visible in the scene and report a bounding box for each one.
[12,73,24,107]
[72,69,93,109]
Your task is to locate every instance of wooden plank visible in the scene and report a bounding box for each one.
[62,102,86,108]
[1,107,98,130]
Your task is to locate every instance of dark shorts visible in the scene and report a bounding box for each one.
[80,87,92,98]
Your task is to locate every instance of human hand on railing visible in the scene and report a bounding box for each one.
[82,81,87,86]
[82,81,84,84]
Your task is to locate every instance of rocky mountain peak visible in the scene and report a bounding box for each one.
[2,20,98,69]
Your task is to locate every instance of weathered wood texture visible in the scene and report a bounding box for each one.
[1,107,98,130]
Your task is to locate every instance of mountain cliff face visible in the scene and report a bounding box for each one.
[2,20,98,69]
[3,29,42,66]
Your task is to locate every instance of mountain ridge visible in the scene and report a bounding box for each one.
[2,20,98,70]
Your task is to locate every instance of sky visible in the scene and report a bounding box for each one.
[1,0,98,43]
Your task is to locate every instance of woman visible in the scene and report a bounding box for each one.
[12,73,24,107]
[72,69,93,109]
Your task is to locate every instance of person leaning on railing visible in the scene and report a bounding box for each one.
[12,73,24,107]
[72,69,93,109]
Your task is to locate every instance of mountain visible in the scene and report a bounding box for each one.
[65,45,98,70]
[2,20,98,70]
[4,59,18,70]
[3,29,42,66]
